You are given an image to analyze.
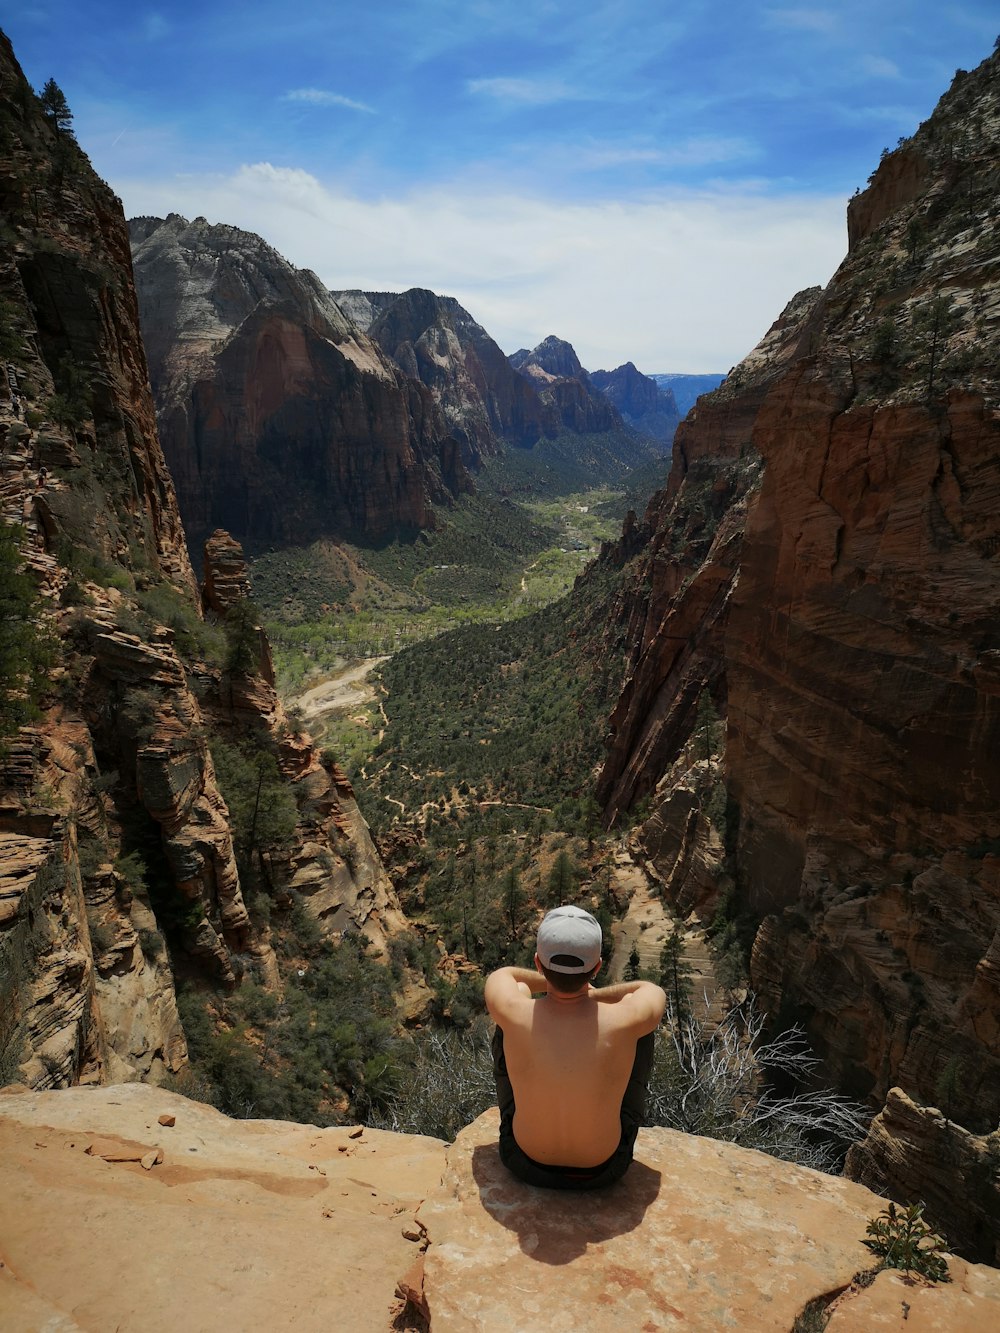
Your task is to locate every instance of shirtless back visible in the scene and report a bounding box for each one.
[485,973,666,1166]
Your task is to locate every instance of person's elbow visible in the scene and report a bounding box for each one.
[484,967,516,1018]
[637,982,667,1032]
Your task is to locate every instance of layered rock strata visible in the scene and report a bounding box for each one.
[129,216,472,554]
[3,1083,999,1332]
[0,39,405,1092]
[596,45,1000,1255]
[336,286,547,454]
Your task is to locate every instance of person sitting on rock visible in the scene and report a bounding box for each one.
[485,904,665,1190]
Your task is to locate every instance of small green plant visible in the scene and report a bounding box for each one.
[862,1202,951,1282]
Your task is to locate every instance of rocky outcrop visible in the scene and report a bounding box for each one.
[590,361,680,443]
[0,38,406,1094]
[510,333,586,380]
[201,527,252,615]
[595,42,1000,1249]
[0,45,195,599]
[846,1088,1000,1266]
[3,1083,999,1331]
[129,216,472,554]
[198,533,407,953]
[337,286,548,455]
[596,287,816,824]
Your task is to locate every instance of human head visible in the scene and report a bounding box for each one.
[536,905,602,993]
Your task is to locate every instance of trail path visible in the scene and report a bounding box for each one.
[292,657,388,726]
[606,849,727,1025]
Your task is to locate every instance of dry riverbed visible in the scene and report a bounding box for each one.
[291,656,388,727]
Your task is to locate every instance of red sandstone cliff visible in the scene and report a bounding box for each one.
[0,41,404,1095]
[595,47,1000,1258]
[129,216,472,555]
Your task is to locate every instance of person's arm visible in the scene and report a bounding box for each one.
[484,966,547,1021]
[593,979,666,1034]
[592,979,648,1002]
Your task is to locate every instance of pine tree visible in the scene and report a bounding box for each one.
[624,943,642,981]
[546,849,576,905]
[224,597,262,676]
[658,932,694,1028]
[37,78,75,137]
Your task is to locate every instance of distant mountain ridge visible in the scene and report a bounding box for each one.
[590,362,680,442]
[650,372,726,415]
[131,219,671,559]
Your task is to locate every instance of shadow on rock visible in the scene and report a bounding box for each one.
[470,1143,662,1265]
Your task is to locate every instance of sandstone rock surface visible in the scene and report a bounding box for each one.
[594,43,1000,1256]
[3,1086,998,1332]
[0,1083,446,1332]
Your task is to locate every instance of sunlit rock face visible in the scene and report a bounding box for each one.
[130,216,472,555]
[6,1085,998,1332]
[337,285,548,455]
[0,33,405,1094]
[595,44,1000,1241]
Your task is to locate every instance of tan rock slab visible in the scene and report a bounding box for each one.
[3,1088,998,1332]
[419,1110,1000,1332]
[826,1264,1000,1330]
[0,1084,447,1332]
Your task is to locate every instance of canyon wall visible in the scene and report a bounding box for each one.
[130,216,472,556]
[596,47,1000,1256]
[0,37,403,1093]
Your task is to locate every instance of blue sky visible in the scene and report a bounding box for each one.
[5,3,997,370]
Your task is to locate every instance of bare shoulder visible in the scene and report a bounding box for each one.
[598,981,666,1036]
[484,967,537,1022]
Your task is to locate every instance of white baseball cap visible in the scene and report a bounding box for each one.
[536,905,603,974]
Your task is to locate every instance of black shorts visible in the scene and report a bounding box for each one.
[491,1026,654,1191]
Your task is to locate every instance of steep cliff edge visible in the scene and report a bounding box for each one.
[0,37,404,1097]
[2,1083,998,1331]
[595,46,1000,1255]
[130,216,472,555]
[337,285,547,455]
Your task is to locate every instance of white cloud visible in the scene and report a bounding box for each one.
[283,88,375,113]
[115,163,848,373]
[576,137,757,170]
[466,76,582,105]
[142,14,170,41]
[860,54,902,80]
[764,8,837,34]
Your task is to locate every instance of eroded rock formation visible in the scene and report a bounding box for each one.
[336,285,547,455]
[0,38,405,1094]
[595,44,1000,1256]
[2,1083,998,1331]
[197,533,406,954]
[510,334,631,438]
